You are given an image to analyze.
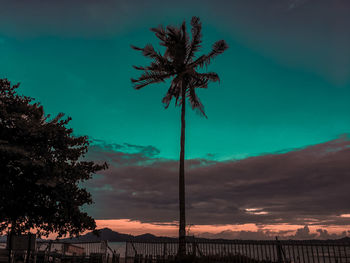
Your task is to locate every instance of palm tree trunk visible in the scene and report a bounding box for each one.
[178,84,186,257]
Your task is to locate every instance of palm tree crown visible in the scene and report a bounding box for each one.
[131,16,228,117]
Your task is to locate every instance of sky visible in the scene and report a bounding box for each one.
[1,0,350,239]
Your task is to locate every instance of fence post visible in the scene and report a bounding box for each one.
[7,232,12,263]
[26,233,32,263]
[276,237,284,263]
[163,243,167,257]
[125,242,128,262]
[192,241,196,257]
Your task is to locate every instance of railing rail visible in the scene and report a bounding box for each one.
[125,239,350,263]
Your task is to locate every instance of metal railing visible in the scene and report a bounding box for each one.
[125,239,350,263]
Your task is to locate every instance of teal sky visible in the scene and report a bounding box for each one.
[1,0,350,160]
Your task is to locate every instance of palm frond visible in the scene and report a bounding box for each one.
[162,92,173,108]
[181,21,189,45]
[132,65,147,70]
[132,62,174,74]
[166,25,180,38]
[195,79,209,89]
[130,44,168,65]
[131,71,172,89]
[131,71,163,82]
[189,40,228,69]
[151,25,167,44]
[130,45,143,51]
[196,72,220,82]
[190,73,209,89]
[187,86,207,118]
[143,44,162,60]
[212,40,229,55]
[162,77,182,108]
[185,16,202,63]
[132,78,164,90]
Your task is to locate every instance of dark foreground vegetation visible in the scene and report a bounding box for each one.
[0,79,107,237]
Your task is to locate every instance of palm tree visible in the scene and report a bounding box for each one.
[131,17,228,256]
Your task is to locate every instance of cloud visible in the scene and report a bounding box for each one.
[315,228,348,240]
[198,225,349,240]
[294,225,317,240]
[87,140,160,166]
[83,136,350,230]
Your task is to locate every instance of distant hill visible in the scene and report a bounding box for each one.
[60,228,176,242]
[61,228,134,242]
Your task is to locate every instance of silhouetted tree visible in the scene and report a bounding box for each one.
[131,17,228,255]
[0,79,107,237]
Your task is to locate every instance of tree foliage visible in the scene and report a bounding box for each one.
[0,79,107,237]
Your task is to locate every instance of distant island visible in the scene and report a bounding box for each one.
[59,228,177,242]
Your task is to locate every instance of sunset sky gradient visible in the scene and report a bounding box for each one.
[1,0,350,239]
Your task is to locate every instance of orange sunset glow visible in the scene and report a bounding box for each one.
[94,220,350,239]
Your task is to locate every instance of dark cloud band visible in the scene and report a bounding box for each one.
[83,136,350,228]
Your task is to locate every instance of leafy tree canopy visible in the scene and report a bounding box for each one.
[0,79,107,237]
